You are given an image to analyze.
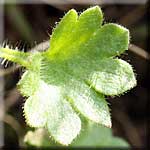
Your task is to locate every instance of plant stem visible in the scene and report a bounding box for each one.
[0,46,29,68]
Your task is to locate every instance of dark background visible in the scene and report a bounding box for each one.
[1,2,149,149]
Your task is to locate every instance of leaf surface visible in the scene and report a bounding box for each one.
[24,81,81,145]
[0,6,136,145]
[87,58,136,95]
[24,123,129,147]
[67,81,111,127]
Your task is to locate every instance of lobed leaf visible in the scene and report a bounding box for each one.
[48,6,103,60]
[0,6,136,145]
[24,81,81,145]
[87,58,136,96]
[48,9,129,61]
[67,81,111,127]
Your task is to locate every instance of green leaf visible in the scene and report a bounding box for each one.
[17,53,42,96]
[0,6,136,145]
[24,123,129,148]
[18,71,40,96]
[49,9,77,53]
[48,11,128,60]
[24,81,81,145]
[24,81,49,128]
[84,23,129,58]
[87,58,136,96]
[67,81,111,127]
[48,6,103,60]
[72,122,129,147]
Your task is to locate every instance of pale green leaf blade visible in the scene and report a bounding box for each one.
[23,81,50,127]
[87,58,136,96]
[75,6,103,40]
[48,6,103,59]
[46,97,81,146]
[48,20,129,61]
[17,53,42,96]
[72,122,129,147]
[82,23,129,59]
[24,81,81,145]
[0,6,136,146]
[67,82,111,127]
[49,9,78,53]
[18,71,40,96]
[78,6,103,30]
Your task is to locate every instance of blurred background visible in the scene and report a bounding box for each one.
[0,0,149,149]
